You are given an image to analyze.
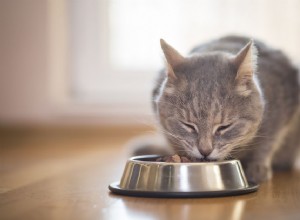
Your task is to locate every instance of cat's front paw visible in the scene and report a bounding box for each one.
[244,163,272,183]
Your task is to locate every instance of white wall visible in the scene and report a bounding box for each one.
[0,0,51,124]
[1,0,299,126]
[0,0,152,126]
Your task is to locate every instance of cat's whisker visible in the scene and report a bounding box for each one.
[159,128,184,143]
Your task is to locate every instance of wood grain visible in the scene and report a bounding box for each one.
[0,127,299,220]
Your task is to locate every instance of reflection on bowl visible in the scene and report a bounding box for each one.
[109,155,259,197]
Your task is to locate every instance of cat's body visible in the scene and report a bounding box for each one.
[141,36,300,183]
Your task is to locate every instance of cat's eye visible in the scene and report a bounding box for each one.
[180,121,198,133]
[215,123,233,135]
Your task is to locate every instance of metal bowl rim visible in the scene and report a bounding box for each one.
[129,155,240,166]
[109,181,259,197]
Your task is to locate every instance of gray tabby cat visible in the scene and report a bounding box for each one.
[139,36,300,183]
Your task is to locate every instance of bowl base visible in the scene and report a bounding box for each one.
[108,182,259,198]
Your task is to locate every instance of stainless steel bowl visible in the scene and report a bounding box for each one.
[109,155,258,197]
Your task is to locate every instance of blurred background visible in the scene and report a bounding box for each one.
[1,0,300,167]
[1,2,300,218]
[1,0,300,128]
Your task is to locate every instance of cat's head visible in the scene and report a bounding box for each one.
[156,39,265,160]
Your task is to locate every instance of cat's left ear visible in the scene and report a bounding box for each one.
[160,39,185,79]
[233,40,258,95]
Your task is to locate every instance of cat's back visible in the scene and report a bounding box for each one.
[191,36,296,74]
[191,35,299,127]
[191,36,296,78]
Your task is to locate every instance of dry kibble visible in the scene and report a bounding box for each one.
[180,156,191,163]
[155,154,215,163]
[164,156,175,163]
[171,154,181,163]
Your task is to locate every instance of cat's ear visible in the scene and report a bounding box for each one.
[233,40,258,95]
[234,40,258,82]
[160,39,185,79]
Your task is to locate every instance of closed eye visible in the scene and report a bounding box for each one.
[217,124,232,131]
[214,123,233,135]
[180,121,198,133]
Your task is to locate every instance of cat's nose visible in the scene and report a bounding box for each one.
[199,147,213,157]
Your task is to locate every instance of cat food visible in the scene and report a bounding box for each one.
[156,154,213,163]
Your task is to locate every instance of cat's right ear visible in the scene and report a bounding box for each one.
[160,39,185,79]
[232,40,258,96]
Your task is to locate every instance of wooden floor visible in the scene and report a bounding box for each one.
[0,127,300,220]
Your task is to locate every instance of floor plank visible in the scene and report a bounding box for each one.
[0,128,299,220]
